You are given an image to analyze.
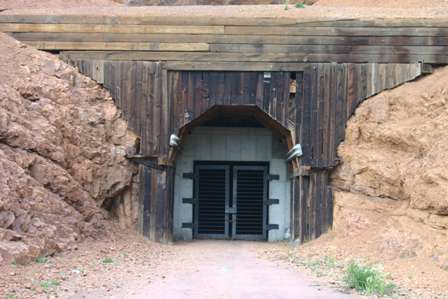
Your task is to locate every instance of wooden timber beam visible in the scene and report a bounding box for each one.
[2,14,448,27]
[60,51,448,64]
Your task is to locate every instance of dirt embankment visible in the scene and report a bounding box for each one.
[297,67,448,296]
[0,0,120,10]
[0,33,138,264]
[315,0,448,8]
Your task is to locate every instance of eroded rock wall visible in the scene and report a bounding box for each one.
[0,33,138,264]
[328,66,448,277]
[332,66,448,229]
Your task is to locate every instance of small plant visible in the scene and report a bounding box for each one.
[344,261,395,296]
[323,255,339,269]
[295,2,306,8]
[101,257,114,265]
[35,256,49,264]
[10,260,17,267]
[40,279,60,292]
[5,294,18,299]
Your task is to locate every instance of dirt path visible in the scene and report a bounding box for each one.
[67,241,356,299]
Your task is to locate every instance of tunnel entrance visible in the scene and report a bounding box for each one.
[172,105,293,242]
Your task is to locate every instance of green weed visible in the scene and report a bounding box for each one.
[40,279,60,292]
[101,257,114,265]
[322,255,339,269]
[344,261,395,296]
[295,2,306,8]
[35,256,49,264]
[5,294,18,299]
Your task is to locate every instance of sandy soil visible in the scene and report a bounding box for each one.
[0,229,173,299]
[1,238,360,299]
[0,0,120,10]
[2,235,444,299]
[315,0,448,8]
[74,241,358,299]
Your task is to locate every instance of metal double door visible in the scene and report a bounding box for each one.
[194,164,268,240]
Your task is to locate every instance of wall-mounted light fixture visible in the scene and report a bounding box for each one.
[169,134,180,147]
[286,144,303,162]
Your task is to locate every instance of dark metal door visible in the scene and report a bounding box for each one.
[194,164,267,240]
[232,166,267,241]
[194,165,230,239]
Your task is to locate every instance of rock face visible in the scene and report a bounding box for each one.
[332,66,448,228]
[0,33,138,264]
[329,66,448,279]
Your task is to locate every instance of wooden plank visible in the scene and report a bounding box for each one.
[301,176,309,242]
[314,172,322,238]
[161,67,170,157]
[13,32,448,47]
[300,64,313,164]
[328,64,337,163]
[210,44,448,55]
[224,25,448,37]
[335,63,347,144]
[164,61,307,71]
[326,184,333,231]
[26,41,210,51]
[4,22,448,38]
[2,14,448,27]
[322,64,331,162]
[0,23,224,34]
[60,51,448,64]
[152,63,162,154]
[139,62,149,155]
[155,169,164,242]
[164,167,174,242]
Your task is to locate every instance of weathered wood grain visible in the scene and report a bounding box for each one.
[13,32,448,47]
[0,23,224,34]
[2,14,448,27]
[27,41,210,51]
[60,51,448,64]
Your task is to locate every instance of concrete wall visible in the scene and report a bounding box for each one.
[173,126,290,241]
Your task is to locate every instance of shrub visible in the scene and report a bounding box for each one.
[344,261,395,296]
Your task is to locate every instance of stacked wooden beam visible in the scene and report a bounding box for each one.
[1,13,448,64]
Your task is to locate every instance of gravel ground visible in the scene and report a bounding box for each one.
[0,230,173,299]
[1,239,362,299]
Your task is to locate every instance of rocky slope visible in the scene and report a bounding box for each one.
[332,66,448,229]
[307,67,448,294]
[0,33,138,264]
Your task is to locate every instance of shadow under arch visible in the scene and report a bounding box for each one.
[168,104,295,166]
